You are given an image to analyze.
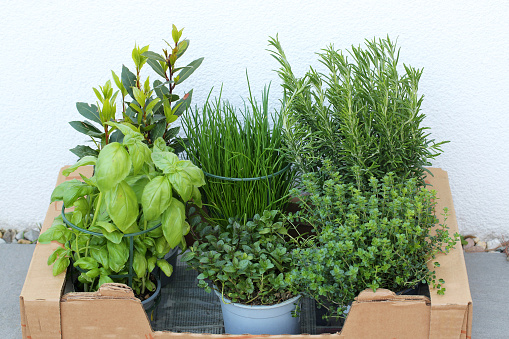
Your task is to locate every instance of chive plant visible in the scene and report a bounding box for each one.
[181,81,293,224]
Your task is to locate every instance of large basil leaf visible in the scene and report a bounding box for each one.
[157,259,173,277]
[147,256,157,273]
[127,141,151,175]
[128,176,149,202]
[98,273,114,287]
[53,256,70,276]
[62,156,97,176]
[104,181,139,233]
[62,182,95,208]
[167,172,192,202]
[151,151,178,174]
[38,221,72,245]
[90,245,109,268]
[191,186,203,208]
[161,198,185,248]
[141,175,172,221]
[50,179,86,204]
[133,250,147,279]
[74,257,99,270]
[108,238,129,272]
[176,160,205,186]
[95,143,131,191]
[153,137,169,153]
[93,221,123,244]
[155,237,171,257]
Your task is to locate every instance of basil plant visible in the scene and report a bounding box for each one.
[39,121,205,298]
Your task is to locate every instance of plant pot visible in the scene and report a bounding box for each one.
[142,275,161,321]
[213,289,301,335]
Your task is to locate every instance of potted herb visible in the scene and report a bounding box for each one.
[181,210,301,334]
[38,122,205,312]
[268,36,448,188]
[181,80,293,224]
[286,161,458,321]
[70,24,203,159]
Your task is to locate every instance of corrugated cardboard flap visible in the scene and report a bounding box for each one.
[20,166,94,339]
[426,168,473,339]
[21,166,472,338]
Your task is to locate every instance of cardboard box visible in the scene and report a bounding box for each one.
[20,167,472,338]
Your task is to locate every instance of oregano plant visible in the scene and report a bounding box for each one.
[181,210,301,305]
[39,122,205,298]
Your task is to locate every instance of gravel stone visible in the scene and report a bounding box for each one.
[463,238,475,249]
[0,238,5,244]
[15,231,24,241]
[23,229,40,242]
[487,239,502,250]
[477,241,487,250]
[2,230,16,243]
[17,239,32,244]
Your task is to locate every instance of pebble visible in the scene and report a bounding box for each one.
[463,238,475,249]
[0,228,39,245]
[15,231,24,241]
[487,240,502,250]
[473,237,481,244]
[477,241,487,250]
[24,228,40,242]
[2,229,16,243]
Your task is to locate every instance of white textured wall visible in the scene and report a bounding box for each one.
[1,1,508,241]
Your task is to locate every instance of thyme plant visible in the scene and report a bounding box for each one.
[287,162,458,319]
[268,36,447,188]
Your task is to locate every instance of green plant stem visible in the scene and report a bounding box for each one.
[90,192,103,228]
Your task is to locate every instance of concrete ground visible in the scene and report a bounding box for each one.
[0,244,35,339]
[464,252,509,339]
[1,246,508,338]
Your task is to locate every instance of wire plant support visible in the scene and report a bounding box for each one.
[61,203,162,289]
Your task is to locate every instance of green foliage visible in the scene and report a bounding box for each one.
[181,210,299,305]
[39,124,205,296]
[268,35,448,188]
[70,25,202,159]
[286,162,458,319]
[181,79,294,224]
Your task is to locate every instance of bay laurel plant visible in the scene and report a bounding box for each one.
[70,24,203,159]
[181,81,293,224]
[39,122,205,298]
[286,161,459,319]
[268,35,448,188]
[181,210,300,305]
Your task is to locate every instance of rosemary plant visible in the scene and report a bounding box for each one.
[181,80,293,224]
[268,35,448,188]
